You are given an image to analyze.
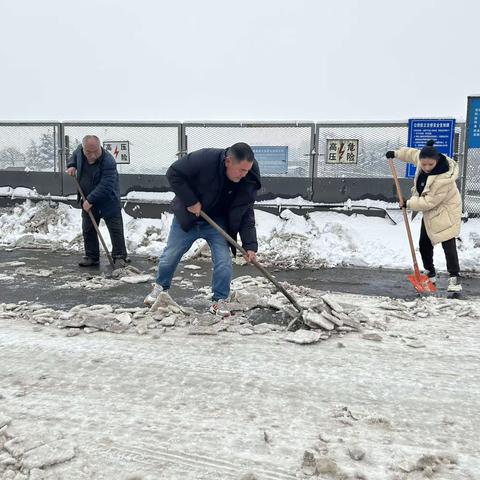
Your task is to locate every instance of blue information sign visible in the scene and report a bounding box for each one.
[467,97,480,148]
[406,119,456,178]
[251,146,288,175]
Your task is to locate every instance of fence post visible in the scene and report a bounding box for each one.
[57,123,65,195]
[308,125,317,201]
[455,122,466,214]
[57,123,65,172]
[178,124,186,158]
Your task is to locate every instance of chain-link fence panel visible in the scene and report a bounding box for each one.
[463,146,480,216]
[184,123,314,177]
[0,123,60,173]
[63,123,181,175]
[315,123,408,178]
[453,123,465,163]
[315,122,466,180]
[463,98,480,216]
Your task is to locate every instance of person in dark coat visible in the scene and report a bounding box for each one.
[66,135,128,267]
[144,142,261,316]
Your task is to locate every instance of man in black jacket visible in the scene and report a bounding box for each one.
[66,135,128,267]
[144,143,261,315]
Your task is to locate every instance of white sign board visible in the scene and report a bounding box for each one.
[103,141,130,164]
[326,139,359,164]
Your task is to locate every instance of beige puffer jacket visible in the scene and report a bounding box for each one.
[394,147,461,245]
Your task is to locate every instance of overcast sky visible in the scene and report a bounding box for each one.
[0,0,478,121]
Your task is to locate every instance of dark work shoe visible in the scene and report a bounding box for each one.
[78,257,100,267]
[113,257,130,268]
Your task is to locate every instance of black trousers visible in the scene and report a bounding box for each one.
[419,220,460,277]
[81,209,128,261]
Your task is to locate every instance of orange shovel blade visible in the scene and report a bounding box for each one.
[407,273,437,294]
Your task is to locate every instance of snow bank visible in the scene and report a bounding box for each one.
[256,195,398,210]
[256,209,480,271]
[0,200,479,272]
[0,200,80,248]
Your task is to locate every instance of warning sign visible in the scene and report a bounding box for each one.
[326,139,359,164]
[103,141,130,164]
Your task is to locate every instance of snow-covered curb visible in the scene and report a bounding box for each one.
[1,186,397,210]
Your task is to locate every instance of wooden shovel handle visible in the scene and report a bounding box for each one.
[71,174,115,269]
[388,159,420,277]
[199,210,303,313]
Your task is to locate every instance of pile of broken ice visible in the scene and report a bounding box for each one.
[0,276,478,346]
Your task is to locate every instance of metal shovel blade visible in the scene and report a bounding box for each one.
[407,272,437,294]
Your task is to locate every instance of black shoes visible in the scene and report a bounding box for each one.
[78,256,100,267]
[78,256,130,267]
[113,257,130,268]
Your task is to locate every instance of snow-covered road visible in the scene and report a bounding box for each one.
[1,292,480,479]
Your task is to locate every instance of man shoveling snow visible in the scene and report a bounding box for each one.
[144,143,261,315]
[66,135,129,268]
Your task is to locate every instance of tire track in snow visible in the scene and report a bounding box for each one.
[91,440,297,480]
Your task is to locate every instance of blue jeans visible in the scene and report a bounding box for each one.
[156,216,232,301]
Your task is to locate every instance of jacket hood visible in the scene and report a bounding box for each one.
[417,154,458,187]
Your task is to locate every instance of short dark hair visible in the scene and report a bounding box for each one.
[419,140,440,161]
[227,142,254,162]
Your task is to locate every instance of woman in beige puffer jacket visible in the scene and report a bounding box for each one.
[386,141,462,292]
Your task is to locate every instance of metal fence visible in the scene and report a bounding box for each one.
[0,122,61,172]
[315,122,408,178]
[0,120,474,214]
[463,97,480,216]
[463,148,480,216]
[184,122,314,177]
[63,122,181,175]
[314,122,466,178]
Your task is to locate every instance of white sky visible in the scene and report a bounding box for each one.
[0,0,478,122]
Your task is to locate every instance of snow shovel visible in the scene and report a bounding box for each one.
[199,210,305,329]
[388,160,436,294]
[71,174,115,269]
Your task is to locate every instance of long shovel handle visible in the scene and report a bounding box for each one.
[71,174,115,269]
[388,160,421,277]
[199,210,303,313]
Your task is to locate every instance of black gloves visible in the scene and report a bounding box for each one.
[386,151,395,159]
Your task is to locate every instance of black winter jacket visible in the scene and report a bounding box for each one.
[166,148,261,252]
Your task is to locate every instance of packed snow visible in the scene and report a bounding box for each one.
[1,286,479,479]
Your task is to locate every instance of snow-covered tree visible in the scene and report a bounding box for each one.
[25,140,39,169]
[0,147,25,169]
[36,133,55,171]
